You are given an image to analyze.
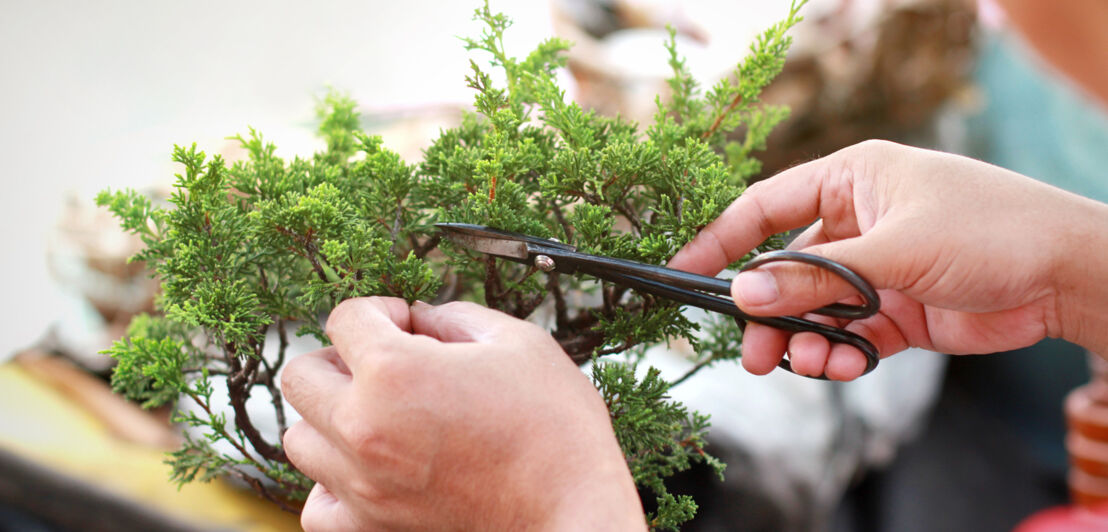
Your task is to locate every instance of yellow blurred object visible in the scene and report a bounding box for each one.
[0,358,301,532]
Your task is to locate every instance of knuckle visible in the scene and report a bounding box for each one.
[518,323,556,350]
[346,476,388,506]
[802,266,825,297]
[836,140,881,171]
[333,408,386,455]
[438,300,476,312]
[823,148,855,184]
[280,356,306,391]
[358,343,409,378]
[741,186,775,240]
[325,296,392,339]
[701,228,734,266]
[853,138,895,154]
[438,300,486,320]
[814,263,840,292]
[745,178,769,194]
[280,370,309,409]
[324,298,362,337]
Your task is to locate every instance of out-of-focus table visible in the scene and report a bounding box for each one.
[0,354,300,531]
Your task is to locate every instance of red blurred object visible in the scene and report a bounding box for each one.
[1018,356,1108,531]
[1013,503,1108,532]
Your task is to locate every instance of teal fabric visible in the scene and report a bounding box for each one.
[959,32,1107,474]
[968,33,1108,202]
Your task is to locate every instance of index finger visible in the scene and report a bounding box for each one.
[667,155,835,276]
[324,296,414,368]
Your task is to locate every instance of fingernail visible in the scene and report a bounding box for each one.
[735,271,778,306]
[413,300,431,309]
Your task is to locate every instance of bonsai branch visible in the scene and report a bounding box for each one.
[547,274,569,329]
[482,256,506,309]
[225,346,287,464]
[411,233,442,259]
[550,201,573,241]
[702,91,744,140]
[260,319,291,436]
[611,200,642,236]
[671,355,716,387]
[224,468,300,514]
[186,399,250,462]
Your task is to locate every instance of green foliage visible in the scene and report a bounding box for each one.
[594,362,724,531]
[99,1,805,526]
[101,314,191,409]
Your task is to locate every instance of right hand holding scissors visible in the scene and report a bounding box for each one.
[669,140,1108,380]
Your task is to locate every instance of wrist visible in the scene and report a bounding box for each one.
[540,462,644,531]
[488,427,644,531]
[1052,196,1108,354]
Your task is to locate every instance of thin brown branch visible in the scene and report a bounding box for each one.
[559,188,603,205]
[482,256,506,310]
[392,200,404,239]
[612,201,642,236]
[550,202,574,241]
[493,266,538,301]
[226,348,287,464]
[274,319,289,370]
[559,332,607,364]
[594,340,634,356]
[515,292,545,319]
[671,356,716,387]
[225,468,301,514]
[273,226,330,282]
[262,319,291,436]
[702,91,744,140]
[601,283,614,315]
[185,390,272,476]
[412,233,442,260]
[547,273,569,329]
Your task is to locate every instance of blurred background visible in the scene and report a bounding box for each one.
[1,0,1106,530]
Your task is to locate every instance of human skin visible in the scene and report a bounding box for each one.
[281,298,645,531]
[282,140,1108,528]
[668,140,1108,380]
[994,0,1108,109]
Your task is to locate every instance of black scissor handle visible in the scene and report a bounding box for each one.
[737,250,881,378]
[734,314,880,379]
[568,249,881,379]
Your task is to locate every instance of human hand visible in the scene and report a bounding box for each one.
[669,140,1108,380]
[281,297,644,531]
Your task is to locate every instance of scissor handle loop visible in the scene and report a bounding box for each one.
[568,249,881,379]
[738,250,881,378]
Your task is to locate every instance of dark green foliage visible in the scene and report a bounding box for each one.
[99,1,805,527]
[595,362,724,531]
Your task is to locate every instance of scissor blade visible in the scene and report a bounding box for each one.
[436,223,530,260]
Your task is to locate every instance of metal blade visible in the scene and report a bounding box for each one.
[436,223,530,259]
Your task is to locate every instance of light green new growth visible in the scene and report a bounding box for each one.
[98,1,805,528]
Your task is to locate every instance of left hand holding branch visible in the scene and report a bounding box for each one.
[281,297,644,531]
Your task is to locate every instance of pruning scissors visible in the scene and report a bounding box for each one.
[436,223,881,379]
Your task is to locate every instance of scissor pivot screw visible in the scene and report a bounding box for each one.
[534,254,556,272]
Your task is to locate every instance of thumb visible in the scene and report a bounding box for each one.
[732,232,898,317]
[410,300,533,344]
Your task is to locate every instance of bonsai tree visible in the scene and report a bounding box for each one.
[97,2,804,528]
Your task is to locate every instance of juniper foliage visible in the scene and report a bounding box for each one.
[98,2,804,528]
